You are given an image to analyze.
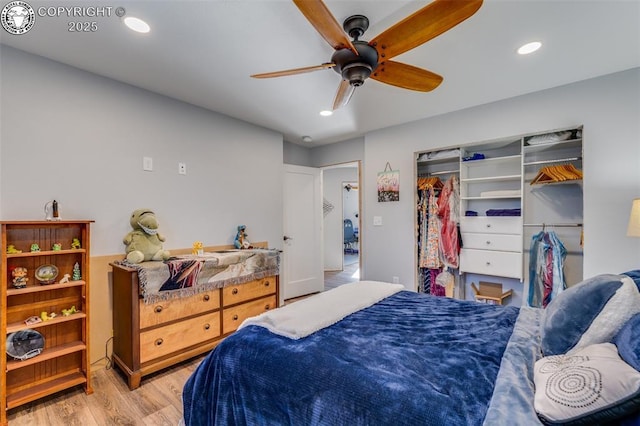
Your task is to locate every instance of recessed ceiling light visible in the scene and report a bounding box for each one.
[320,110,333,117]
[124,17,150,33]
[517,41,541,55]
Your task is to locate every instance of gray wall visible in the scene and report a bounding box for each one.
[283,141,312,167]
[362,68,640,289]
[0,46,284,255]
[311,137,364,168]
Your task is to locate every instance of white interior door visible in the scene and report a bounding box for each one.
[283,164,323,299]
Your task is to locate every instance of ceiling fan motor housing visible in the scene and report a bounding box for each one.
[331,41,378,87]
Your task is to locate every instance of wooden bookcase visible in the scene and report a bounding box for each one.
[1,221,93,424]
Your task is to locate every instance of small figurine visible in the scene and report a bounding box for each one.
[62,305,77,316]
[30,243,40,252]
[11,267,29,289]
[52,243,62,251]
[59,273,71,284]
[234,225,252,249]
[192,241,204,255]
[44,200,61,221]
[6,245,21,254]
[71,238,81,249]
[40,311,57,321]
[72,262,81,281]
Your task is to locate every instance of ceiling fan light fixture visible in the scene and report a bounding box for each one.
[342,62,372,87]
[517,41,542,55]
[124,17,150,34]
[302,136,313,143]
[320,110,333,117]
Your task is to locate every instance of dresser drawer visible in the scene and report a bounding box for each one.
[139,290,220,329]
[461,233,522,252]
[140,312,220,363]
[460,249,522,279]
[460,217,522,234]
[223,295,276,335]
[222,276,276,307]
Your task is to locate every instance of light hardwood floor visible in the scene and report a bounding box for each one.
[7,357,202,426]
[9,256,360,425]
[324,254,359,291]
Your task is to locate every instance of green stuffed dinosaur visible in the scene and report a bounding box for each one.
[123,209,171,264]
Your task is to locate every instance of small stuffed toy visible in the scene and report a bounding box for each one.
[123,209,171,263]
[11,267,28,289]
[234,225,251,249]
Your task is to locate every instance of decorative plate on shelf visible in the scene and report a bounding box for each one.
[35,264,58,284]
[6,329,45,360]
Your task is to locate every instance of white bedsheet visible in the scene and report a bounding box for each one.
[239,280,404,339]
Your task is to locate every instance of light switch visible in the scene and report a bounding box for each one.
[143,157,153,171]
[373,216,382,226]
[178,162,187,175]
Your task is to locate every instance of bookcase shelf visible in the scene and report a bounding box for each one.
[1,220,93,424]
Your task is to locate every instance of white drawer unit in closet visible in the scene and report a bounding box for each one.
[460,216,522,234]
[461,232,521,252]
[460,217,523,280]
[459,249,522,279]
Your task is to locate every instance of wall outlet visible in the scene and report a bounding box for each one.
[143,157,153,171]
[373,216,382,226]
[392,276,400,284]
[178,162,187,175]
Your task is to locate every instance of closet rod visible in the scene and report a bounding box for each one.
[523,223,583,227]
[523,157,582,166]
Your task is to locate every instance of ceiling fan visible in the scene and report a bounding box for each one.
[251,0,483,110]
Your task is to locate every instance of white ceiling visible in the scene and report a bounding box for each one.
[1,0,639,146]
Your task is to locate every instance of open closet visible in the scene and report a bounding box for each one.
[416,149,461,298]
[415,126,583,306]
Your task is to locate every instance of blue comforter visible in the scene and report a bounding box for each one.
[183,291,524,425]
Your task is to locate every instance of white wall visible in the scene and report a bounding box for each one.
[363,68,640,290]
[322,167,358,271]
[0,46,284,254]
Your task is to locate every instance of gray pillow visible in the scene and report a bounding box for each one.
[541,274,640,356]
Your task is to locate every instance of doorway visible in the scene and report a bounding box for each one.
[321,162,361,291]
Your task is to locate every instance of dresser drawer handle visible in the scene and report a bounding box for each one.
[154,305,163,313]
[204,323,210,330]
[486,241,491,245]
[486,224,491,228]
[486,261,491,266]
[263,280,270,287]
[155,338,163,346]
[232,288,239,295]
[265,304,271,310]
[203,294,210,301]
[233,314,239,321]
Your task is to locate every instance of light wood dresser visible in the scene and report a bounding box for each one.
[110,256,278,390]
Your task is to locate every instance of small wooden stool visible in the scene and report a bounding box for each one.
[471,281,513,305]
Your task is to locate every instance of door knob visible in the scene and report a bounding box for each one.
[283,235,293,241]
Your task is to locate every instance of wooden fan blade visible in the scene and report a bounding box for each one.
[251,63,336,78]
[292,0,357,53]
[333,79,355,110]
[370,0,483,61]
[371,61,443,92]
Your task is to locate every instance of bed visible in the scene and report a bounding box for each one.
[183,271,640,426]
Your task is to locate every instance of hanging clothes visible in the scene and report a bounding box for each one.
[422,188,442,269]
[528,230,567,308]
[437,176,460,269]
